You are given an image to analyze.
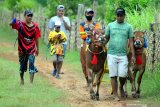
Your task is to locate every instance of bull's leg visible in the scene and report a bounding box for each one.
[80,47,88,86]
[124,80,128,98]
[131,70,137,98]
[87,68,95,100]
[136,67,145,98]
[136,54,146,98]
[128,66,137,98]
[95,69,103,101]
[95,82,100,101]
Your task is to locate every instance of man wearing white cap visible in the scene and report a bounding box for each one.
[48,21,67,79]
[48,5,71,54]
[48,5,71,74]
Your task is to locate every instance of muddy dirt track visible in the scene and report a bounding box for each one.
[0,42,142,107]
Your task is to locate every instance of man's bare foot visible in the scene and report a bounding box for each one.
[59,72,64,74]
[20,80,24,85]
[119,86,126,98]
[114,95,120,101]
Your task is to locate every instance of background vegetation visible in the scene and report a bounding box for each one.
[0,0,160,105]
[1,0,160,28]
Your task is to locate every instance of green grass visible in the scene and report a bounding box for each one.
[0,25,17,43]
[125,68,160,104]
[140,70,160,103]
[0,58,68,107]
[64,51,82,75]
[0,24,70,107]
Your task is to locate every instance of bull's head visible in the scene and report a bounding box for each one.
[90,29,106,48]
[134,31,145,49]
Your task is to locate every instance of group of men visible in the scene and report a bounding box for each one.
[10,4,136,101]
[79,7,135,101]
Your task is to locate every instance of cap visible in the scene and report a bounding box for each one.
[57,5,65,10]
[116,8,125,15]
[85,8,94,14]
[55,21,61,26]
[24,9,33,16]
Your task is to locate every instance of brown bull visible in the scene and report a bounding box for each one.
[125,31,146,98]
[80,29,107,100]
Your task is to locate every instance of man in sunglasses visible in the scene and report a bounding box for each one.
[105,8,135,101]
[10,9,41,85]
[48,5,71,75]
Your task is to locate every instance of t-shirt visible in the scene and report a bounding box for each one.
[48,31,67,55]
[48,16,70,44]
[106,21,133,56]
[12,20,41,54]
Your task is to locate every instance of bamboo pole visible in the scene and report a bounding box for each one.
[93,0,97,19]
[75,4,84,50]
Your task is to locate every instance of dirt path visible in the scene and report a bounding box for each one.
[0,42,140,107]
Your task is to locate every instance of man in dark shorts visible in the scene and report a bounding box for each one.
[10,9,41,85]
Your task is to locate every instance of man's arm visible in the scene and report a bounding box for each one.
[105,24,110,44]
[79,24,87,40]
[9,18,16,26]
[63,21,71,31]
[35,24,41,56]
[35,39,39,56]
[129,38,135,63]
[61,32,67,42]
[128,25,135,63]
[105,35,110,44]
[9,18,21,31]
[61,17,71,31]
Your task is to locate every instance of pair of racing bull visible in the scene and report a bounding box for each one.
[80,29,147,100]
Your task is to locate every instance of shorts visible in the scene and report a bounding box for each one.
[19,54,38,74]
[107,54,128,77]
[62,43,67,57]
[53,54,64,62]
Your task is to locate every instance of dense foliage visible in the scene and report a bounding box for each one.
[1,0,160,29]
[4,0,38,12]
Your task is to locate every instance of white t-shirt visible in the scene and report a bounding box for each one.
[48,16,71,44]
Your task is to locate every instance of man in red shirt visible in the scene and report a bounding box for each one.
[10,9,41,85]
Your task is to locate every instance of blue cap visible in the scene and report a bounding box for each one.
[116,8,125,15]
